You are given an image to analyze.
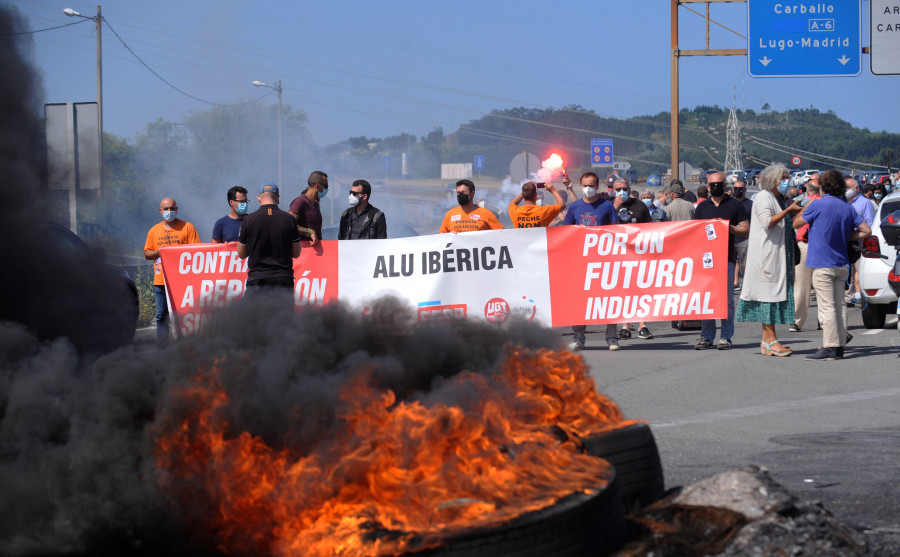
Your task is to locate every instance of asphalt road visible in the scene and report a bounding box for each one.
[570,301,900,536]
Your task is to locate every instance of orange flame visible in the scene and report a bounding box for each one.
[154,348,626,556]
[537,153,566,182]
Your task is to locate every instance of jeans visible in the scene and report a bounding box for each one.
[153,285,169,346]
[701,262,735,341]
[572,323,618,345]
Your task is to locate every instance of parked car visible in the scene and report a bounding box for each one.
[0,222,139,354]
[790,170,805,187]
[725,170,741,184]
[738,168,762,185]
[858,190,900,328]
[869,173,891,187]
[699,169,718,184]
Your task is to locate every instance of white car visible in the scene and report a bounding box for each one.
[790,170,804,187]
[859,190,900,328]
[795,169,820,188]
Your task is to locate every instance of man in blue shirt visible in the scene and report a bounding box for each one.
[211,186,248,243]
[844,177,876,306]
[793,170,871,361]
[564,172,621,351]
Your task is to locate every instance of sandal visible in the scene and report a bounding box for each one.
[761,340,792,357]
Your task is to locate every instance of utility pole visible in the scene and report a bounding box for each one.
[724,84,743,174]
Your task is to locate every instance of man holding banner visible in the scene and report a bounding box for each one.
[439,179,503,233]
[692,172,749,350]
[564,172,621,352]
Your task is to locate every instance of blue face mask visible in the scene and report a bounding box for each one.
[162,210,176,222]
[319,187,328,199]
[875,193,883,200]
[778,179,790,194]
[235,202,248,215]
[616,190,629,199]
[642,198,653,208]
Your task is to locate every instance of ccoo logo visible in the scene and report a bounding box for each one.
[484,297,510,323]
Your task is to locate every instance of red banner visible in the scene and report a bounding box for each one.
[546,220,729,326]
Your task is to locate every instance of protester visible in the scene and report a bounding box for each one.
[508,181,566,228]
[338,179,387,239]
[731,180,753,293]
[692,172,750,350]
[439,179,502,233]
[564,172,620,351]
[237,183,301,303]
[211,186,248,243]
[871,182,887,205]
[665,181,695,221]
[792,170,871,361]
[791,173,821,331]
[693,185,708,207]
[143,197,201,346]
[289,171,328,245]
[843,177,875,306]
[612,178,653,340]
[737,165,803,356]
[641,189,668,222]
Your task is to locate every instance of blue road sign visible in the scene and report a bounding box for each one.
[382,155,391,170]
[590,139,614,167]
[748,0,860,77]
[474,155,485,170]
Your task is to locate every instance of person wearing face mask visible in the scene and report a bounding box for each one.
[692,173,750,350]
[338,179,387,240]
[289,171,329,246]
[564,172,620,351]
[211,186,249,243]
[143,197,201,346]
[790,174,821,332]
[843,177,875,306]
[731,180,753,293]
[871,183,887,205]
[641,189,668,222]
[613,183,654,341]
[439,179,502,233]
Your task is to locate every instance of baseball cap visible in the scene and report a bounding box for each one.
[670,183,685,195]
[259,182,279,194]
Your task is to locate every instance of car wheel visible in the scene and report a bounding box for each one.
[861,302,888,329]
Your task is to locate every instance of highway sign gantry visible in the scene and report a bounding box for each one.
[748,0,861,77]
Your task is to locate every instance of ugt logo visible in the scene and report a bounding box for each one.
[484,297,510,323]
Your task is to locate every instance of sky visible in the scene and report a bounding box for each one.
[14,0,900,148]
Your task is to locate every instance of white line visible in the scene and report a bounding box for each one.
[861,329,884,335]
[652,387,900,428]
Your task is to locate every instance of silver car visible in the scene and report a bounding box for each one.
[859,190,900,328]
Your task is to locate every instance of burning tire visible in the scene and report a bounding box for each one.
[582,423,665,509]
[410,479,626,556]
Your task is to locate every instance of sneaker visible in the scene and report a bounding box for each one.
[789,324,801,332]
[567,341,584,352]
[836,347,845,358]
[805,347,841,361]
[618,328,631,339]
[638,326,653,340]
[606,337,620,351]
[717,338,732,350]
[694,337,713,350]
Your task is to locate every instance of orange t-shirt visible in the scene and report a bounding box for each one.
[144,220,202,285]
[439,206,503,233]
[508,202,563,228]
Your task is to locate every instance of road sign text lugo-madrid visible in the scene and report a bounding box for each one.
[748,0,861,77]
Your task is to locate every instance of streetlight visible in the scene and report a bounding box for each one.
[252,80,283,188]
[64,5,103,189]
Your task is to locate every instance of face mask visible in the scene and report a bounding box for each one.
[875,193,883,200]
[348,194,360,207]
[642,199,653,208]
[162,210,176,222]
[709,183,725,197]
[582,187,598,198]
[778,180,789,194]
[616,190,629,200]
[235,202,248,215]
[318,187,328,199]
[845,188,855,199]
[734,187,745,198]
[457,192,470,206]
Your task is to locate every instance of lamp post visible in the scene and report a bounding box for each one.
[63,5,103,190]
[252,80,283,188]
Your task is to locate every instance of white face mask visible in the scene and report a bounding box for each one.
[348,194,360,207]
[845,188,855,199]
[162,210,177,222]
[582,186,598,198]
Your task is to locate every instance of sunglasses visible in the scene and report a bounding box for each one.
[614,187,629,192]
[349,190,364,197]
[707,181,725,188]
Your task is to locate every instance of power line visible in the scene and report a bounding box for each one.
[0,17,88,35]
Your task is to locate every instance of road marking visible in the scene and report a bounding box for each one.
[861,329,884,335]
[652,387,900,428]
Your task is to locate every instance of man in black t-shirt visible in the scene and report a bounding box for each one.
[691,172,749,351]
[237,182,301,304]
[611,178,655,340]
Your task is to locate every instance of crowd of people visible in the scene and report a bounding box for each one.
[142,166,878,360]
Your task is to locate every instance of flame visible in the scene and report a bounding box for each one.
[154,348,626,556]
[536,153,566,182]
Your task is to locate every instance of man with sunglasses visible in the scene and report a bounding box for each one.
[338,179,387,240]
[692,172,750,350]
[289,170,329,246]
[611,178,654,341]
